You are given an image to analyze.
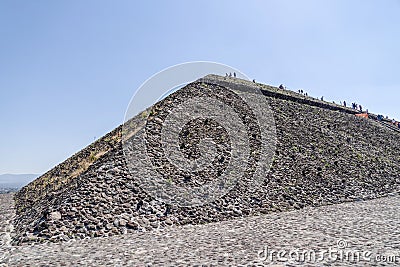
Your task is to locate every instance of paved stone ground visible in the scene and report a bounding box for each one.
[0,193,14,266]
[1,193,400,266]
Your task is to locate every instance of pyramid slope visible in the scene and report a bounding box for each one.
[13,76,400,244]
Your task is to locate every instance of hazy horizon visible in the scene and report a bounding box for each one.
[0,173,39,188]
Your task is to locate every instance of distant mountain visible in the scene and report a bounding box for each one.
[0,174,39,189]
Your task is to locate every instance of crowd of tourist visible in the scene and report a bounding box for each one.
[225,72,237,78]
[225,76,399,130]
[278,83,400,130]
[278,84,366,112]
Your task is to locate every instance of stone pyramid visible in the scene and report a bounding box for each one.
[13,75,400,244]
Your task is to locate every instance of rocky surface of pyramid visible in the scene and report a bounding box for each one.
[13,75,400,244]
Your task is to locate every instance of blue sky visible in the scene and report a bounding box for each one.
[1,0,399,174]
